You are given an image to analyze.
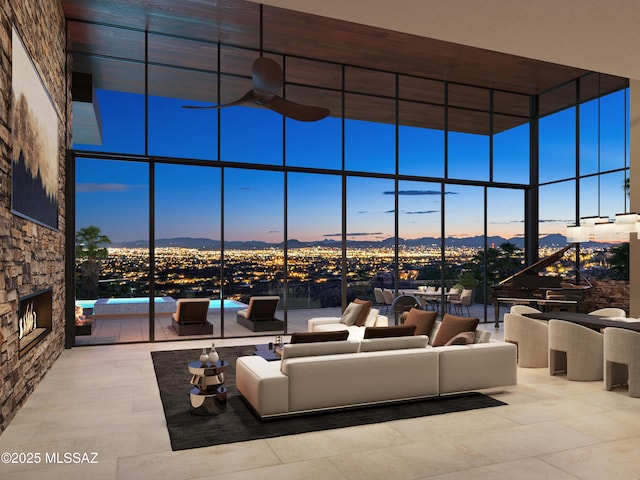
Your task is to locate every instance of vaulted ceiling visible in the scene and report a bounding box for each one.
[63,0,627,135]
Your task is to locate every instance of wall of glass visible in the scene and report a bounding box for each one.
[69,20,628,344]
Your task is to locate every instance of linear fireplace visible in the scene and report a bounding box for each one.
[18,289,52,356]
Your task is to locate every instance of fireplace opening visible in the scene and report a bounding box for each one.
[18,289,52,356]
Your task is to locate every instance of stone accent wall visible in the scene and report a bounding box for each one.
[584,279,631,315]
[0,0,68,433]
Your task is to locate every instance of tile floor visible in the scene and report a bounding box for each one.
[1,323,639,480]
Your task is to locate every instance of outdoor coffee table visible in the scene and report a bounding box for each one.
[188,360,229,415]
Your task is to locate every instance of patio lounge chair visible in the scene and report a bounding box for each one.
[237,295,284,332]
[171,298,213,336]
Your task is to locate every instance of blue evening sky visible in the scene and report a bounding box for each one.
[74,89,629,243]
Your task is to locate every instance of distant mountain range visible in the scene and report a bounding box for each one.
[110,234,613,249]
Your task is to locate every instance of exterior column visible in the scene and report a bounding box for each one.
[630,80,640,317]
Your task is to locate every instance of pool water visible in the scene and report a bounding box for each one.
[208,299,246,309]
[106,297,169,304]
[76,298,247,311]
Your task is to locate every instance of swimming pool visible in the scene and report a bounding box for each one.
[208,299,246,310]
[93,297,176,315]
[78,297,247,315]
[105,297,170,304]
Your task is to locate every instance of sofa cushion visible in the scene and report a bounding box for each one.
[290,330,349,344]
[340,302,363,326]
[359,335,430,352]
[445,331,476,346]
[363,325,416,339]
[403,308,438,336]
[432,314,479,347]
[280,341,360,374]
[353,298,372,326]
[364,308,380,327]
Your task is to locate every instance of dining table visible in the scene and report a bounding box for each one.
[401,289,457,315]
[523,311,640,332]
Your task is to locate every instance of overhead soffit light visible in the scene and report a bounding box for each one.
[566,213,640,243]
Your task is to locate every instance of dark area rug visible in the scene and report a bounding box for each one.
[151,346,507,451]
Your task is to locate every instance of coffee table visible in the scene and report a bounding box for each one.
[188,360,229,415]
[254,343,284,361]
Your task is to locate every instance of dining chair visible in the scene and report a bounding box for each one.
[589,307,626,318]
[510,304,541,315]
[604,327,640,397]
[373,287,386,309]
[549,319,603,381]
[504,313,548,368]
[381,289,395,313]
[449,288,473,316]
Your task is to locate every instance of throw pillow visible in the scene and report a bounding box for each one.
[340,302,363,326]
[290,330,349,344]
[402,308,438,337]
[431,313,479,347]
[363,324,416,339]
[353,298,372,327]
[444,331,476,346]
[474,330,492,343]
[364,308,379,327]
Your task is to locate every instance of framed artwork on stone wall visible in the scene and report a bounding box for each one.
[10,25,59,230]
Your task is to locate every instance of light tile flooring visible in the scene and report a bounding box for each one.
[1,323,640,479]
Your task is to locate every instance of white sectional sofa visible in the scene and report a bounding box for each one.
[236,335,517,418]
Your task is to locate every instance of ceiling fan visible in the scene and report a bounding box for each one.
[183,57,331,122]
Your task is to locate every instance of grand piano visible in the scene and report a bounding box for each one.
[491,243,592,327]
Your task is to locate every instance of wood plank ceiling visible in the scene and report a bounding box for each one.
[62,0,627,134]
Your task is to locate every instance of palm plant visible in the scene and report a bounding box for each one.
[76,225,111,299]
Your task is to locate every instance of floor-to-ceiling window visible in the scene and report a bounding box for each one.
[69,18,629,344]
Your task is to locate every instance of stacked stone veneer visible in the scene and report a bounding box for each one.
[584,279,630,314]
[0,0,68,433]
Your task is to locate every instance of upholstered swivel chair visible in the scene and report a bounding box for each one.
[549,319,604,381]
[391,294,421,325]
[604,327,640,397]
[503,313,549,368]
[510,305,542,315]
[589,308,626,318]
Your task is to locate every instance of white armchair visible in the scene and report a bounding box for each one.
[549,319,603,381]
[604,327,640,397]
[504,313,548,368]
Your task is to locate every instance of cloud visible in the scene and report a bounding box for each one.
[405,210,439,215]
[76,182,138,192]
[323,232,383,237]
[383,190,459,196]
[489,219,573,224]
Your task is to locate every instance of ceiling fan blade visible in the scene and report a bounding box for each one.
[182,90,254,109]
[252,57,283,97]
[269,96,331,122]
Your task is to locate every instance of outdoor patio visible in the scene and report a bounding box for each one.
[74,301,506,345]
